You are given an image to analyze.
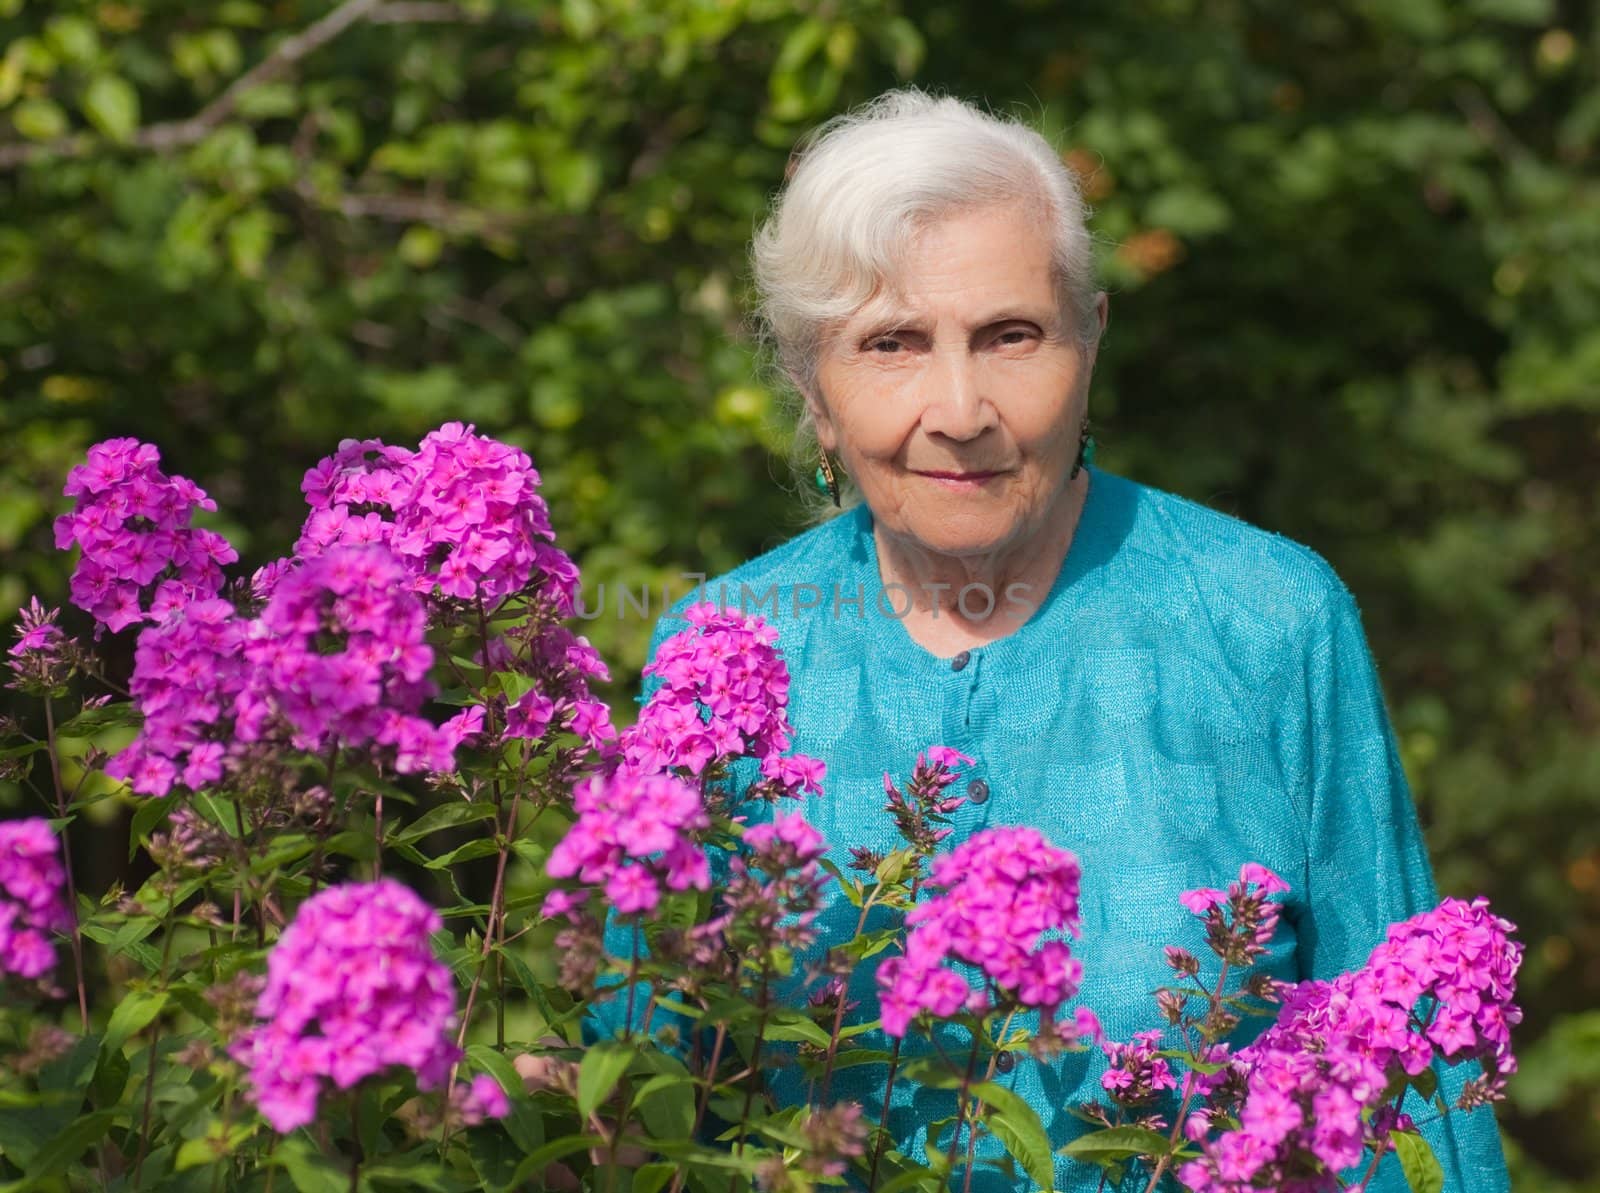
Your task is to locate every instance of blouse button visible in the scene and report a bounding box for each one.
[950,650,971,672]
[994,1050,1016,1073]
[967,778,990,805]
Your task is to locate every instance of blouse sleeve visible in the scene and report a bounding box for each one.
[1274,584,1510,1192]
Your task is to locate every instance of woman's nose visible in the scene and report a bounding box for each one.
[918,352,996,442]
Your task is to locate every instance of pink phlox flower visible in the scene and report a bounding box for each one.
[231,880,460,1133]
[1178,894,1521,1190]
[293,426,575,610]
[452,1073,510,1126]
[106,597,253,796]
[55,439,237,633]
[238,545,462,776]
[628,604,814,799]
[877,827,1083,1037]
[1179,887,1226,915]
[546,772,711,919]
[0,819,71,980]
[922,745,975,770]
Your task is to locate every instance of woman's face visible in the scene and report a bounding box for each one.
[810,201,1103,564]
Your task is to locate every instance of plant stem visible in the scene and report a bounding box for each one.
[308,746,340,896]
[1348,1134,1390,1191]
[944,1030,983,1179]
[41,697,90,1030]
[372,790,383,879]
[349,1099,364,1193]
[1143,958,1231,1193]
[668,1017,726,1193]
[441,784,529,1154]
[955,1007,1020,1193]
[622,921,642,1040]
[475,595,512,1048]
[131,894,180,1186]
[727,974,772,1193]
[818,888,878,1104]
[868,871,924,1188]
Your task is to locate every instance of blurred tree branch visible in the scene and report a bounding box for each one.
[0,0,386,169]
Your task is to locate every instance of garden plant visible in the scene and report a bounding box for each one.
[1,425,1522,1191]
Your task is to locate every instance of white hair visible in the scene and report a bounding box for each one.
[750,88,1102,511]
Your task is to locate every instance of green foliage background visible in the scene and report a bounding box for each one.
[1,0,1594,1182]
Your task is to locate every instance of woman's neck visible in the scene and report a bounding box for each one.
[870,470,1089,657]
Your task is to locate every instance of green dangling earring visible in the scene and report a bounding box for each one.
[815,451,841,508]
[1071,418,1097,480]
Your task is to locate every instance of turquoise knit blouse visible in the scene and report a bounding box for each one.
[604,465,1511,1193]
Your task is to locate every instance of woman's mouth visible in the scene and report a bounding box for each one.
[914,470,1003,490]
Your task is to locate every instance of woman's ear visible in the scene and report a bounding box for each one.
[1087,292,1110,366]
[797,378,839,453]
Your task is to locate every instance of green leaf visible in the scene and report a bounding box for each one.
[89,1044,128,1107]
[12,98,68,141]
[1391,1130,1444,1193]
[80,74,138,142]
[633,1072,696,1139]
[577,1039,635,1119]
[874,1166,944,1193]
[226,207,275,279]
[974,1082,1055,1191]
[1060,1124,1174,1161]
[273,1136,349,1193]
[545,151,601,212]
[1144,185,1231,237]
[127,792,180,857]
[101,988,168,1055]
[55,701,138,737]
[424,837,501,869]
[175,1122,254,1171]
[20,1109,116,1183]
[503,1134,606,1189]
[760,1010,832,1047]
[630,1163,677,1193]
[233,82,298,119]
[394,800,498,844]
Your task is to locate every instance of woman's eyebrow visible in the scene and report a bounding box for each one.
[967,307,1052,330]
[855,315,928,339]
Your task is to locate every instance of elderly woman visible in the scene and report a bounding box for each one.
[625,90,1511,1191]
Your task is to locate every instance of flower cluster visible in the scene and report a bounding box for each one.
[394,422,578,607]
[545,771,712,918]
[6,597,73,693]
[877,826,1083,1037]
[106,598,252,795]
[1177,896,1522,1191]
[293,423,578,610]
[230,880,470,1133]
[753,1102,868,1191]
[0,819,71,981]
[295,436,414,559]
[449,1074,512,1127]
[720,812,831,957]
[238,545,472,773]
[625,603,824,800]
[495,620,617,763]
[110,546,480,796]
[880,746,973,856]
[1101,1029,1179,1106]
[1179,862,1290,967]
[53,439,236,633]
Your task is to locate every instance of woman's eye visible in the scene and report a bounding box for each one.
[867,337,903,354]
[995,328,1032,346]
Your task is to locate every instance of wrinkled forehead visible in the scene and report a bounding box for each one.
[832,199,1063,331]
